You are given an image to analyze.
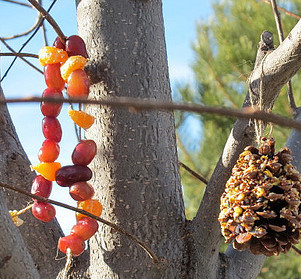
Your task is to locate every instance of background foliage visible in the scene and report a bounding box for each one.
[176,0,301,278]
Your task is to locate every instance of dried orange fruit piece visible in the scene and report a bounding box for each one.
[76,199,102,220]
[31,162,61,181]
[60,55,87,81]
[39,46,68,66]
[68,109,95,129]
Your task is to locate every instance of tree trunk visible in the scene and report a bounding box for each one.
[76,0,186,278]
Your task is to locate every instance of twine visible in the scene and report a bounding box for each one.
[249,54,271,144]
[79,103,82,141]
[10,203,33,217]
[61,248,72,279]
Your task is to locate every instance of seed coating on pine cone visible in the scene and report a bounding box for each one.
[219,137,301,256]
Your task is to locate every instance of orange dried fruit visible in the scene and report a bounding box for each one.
[68,109,95,129]
[39,46,68,66]
[60,55,87,81]
[76,199,102,220]
[31,162,61,181]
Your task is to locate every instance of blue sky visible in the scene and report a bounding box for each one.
[0,1,212,233]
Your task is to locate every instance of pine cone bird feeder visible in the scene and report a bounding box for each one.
[219,137,301,256]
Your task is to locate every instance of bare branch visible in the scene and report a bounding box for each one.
[270,0,285,41]
[0,38,43,74]
[0,181,161,265]
[41,22,48,46]
[179,162,208,185]
[270,0,297,115]
[0,52,38,58]
[259,0,301,20]
[0,14,42,40]
[0,0,57,81]
[39,0,49,46]
[27,0,66,43]
[1,96,301,131]
[292,245,301,256]
[1,0,32,8]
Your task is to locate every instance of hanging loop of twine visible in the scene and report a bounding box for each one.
[249,54,270,145]
[61,248,72,279]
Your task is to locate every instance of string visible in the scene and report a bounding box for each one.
[268,114,274,139]
[10,203,33,216]
[79,103,82,141]
[61,248,72,279]
[249,54,269,145]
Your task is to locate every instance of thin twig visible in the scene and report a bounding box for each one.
[1,96,301,132]
[0,15,42,40]
[0,52,38,58]
[270,0,285,41]
[41,22,48,46]
[0,38,43,74]
[0,0,56,82]
[286,81,297,117]
[27,0,66,44]
[0,181,161,264]
[179,161,208,185]
[259,0,301,20]
[1,0,32,8]
[39,0,48,46]
[291,245,301,256]
[270,0,297,116]
[177,133,205,181]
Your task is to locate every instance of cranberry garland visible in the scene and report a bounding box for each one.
[30,35,102,257]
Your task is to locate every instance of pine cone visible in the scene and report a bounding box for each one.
[219,137,301,256]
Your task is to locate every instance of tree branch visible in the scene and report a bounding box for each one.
[1,0,57,81]
[270,0,297,115]
[1,96,301,131]
[0,181,161,265]
[0,38,43,74]
[0,52,38,58]
[27,0,66,43]
[179,161,208,185]
[259,0,301,20]
[1,0,32,8]
[0,14,42,40]
[292,245,301,256]
[192,20,301,278]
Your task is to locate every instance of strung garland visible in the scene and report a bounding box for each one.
[28,35,102,257]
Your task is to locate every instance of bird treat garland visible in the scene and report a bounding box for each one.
[219,137,301,256]
[29,35,102,257]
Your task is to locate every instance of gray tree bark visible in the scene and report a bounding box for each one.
[0,191,40,279]
[76,0,186,278]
